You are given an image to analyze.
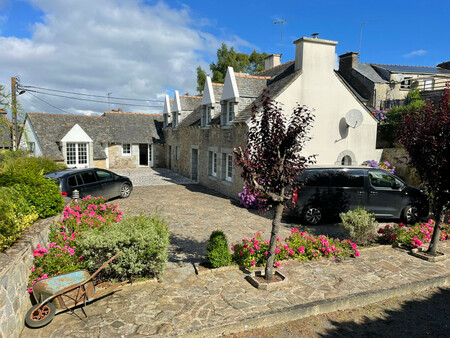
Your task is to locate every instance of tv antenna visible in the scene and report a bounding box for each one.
[274,17,295,61]
[359,20,375,59]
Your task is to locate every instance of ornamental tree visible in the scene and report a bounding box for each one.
[397,85,450,255]
[234,94,316,280]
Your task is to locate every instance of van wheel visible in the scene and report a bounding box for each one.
[402,205,418,224]
[120,184,131,198]
[303,206,322,225]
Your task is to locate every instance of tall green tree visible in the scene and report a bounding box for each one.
[196,43,268,93]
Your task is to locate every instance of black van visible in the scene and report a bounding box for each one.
[295,166,428,225]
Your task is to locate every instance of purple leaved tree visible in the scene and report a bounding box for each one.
[233,94,316,280]
[398,85,450,256]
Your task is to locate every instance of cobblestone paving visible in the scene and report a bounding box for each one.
[19,170,450,337]
[111,168,195,187]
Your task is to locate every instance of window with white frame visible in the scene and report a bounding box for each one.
[122,143,131,155]
[225,153,233,182]
[221,100,236,126]
[201,105,212,127]
[172,112,178,128]
[27,142,35,153]
[66,143,88,167]
[209,151,218,177]
[400,77,412,90]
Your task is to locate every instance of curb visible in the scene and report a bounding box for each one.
[180,273,450,337]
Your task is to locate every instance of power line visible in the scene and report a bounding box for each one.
[20,84,164,102]
[26,92,74,114]
[23,89,163,108]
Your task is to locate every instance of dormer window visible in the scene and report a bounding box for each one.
[201,105,212,127]
[220,100,236,126]
[163,114,168,128]
[172,112,178,128]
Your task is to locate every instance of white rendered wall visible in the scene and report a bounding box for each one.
[276,38,382,165]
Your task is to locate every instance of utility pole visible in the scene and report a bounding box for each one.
[274,17,295,62]
[107,92,112,111]
[359,20,375,60]
[11,77,18,150]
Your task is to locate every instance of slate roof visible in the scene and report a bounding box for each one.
[0,116,11,148]
[235,74,269,98]
[354,63,388,83]
[235,62,302,123]
[179,106,201,127]
[27,112,163,161]
[179,95,202,111]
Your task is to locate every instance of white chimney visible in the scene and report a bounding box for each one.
[293,37,338,73]
[264,54,281,70]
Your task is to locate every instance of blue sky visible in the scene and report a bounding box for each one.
[0,0,448,114]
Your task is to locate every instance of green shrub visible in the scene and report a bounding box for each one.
[0,187,39,251]
[0,150,66,174]
[340,207,378,245]
[0,170,64,218]
[77,213,170,281]
[206,230,232,268]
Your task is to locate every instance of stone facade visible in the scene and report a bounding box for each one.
[108,144,139,169]
[164,123,247,199]
[0,215,61,338]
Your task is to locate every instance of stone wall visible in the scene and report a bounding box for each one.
[0,215,61,338]
[381,148,421,187]
[108,144,138,169]
[163,123,247,199]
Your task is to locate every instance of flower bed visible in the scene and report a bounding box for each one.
[231,229,360,269]
[27,196,169,292]
[377,219,450,249]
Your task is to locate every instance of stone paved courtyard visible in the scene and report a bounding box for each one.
[20,169,450,337]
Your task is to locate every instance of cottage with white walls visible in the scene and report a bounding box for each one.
[20,111,164,169]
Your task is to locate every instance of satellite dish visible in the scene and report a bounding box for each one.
[394,73,405,82]
[345,109,363,128]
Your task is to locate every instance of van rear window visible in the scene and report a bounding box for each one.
[304,170,330,186]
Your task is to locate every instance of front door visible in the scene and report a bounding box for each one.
[191,148,198,181]
[139,144,149,166]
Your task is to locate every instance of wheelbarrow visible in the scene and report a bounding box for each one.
[25,253,126,328]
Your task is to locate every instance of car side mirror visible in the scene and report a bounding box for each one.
[391,182,401,189]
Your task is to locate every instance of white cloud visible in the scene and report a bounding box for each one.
[0,0,251,114]
[404,49,427,58]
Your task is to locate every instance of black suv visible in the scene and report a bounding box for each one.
[45,168,133,200]
[295,167,428,225]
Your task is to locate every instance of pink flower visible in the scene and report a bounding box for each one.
[354,250,360,257]
[275,248,280,254]
[275,260,280,267]
[265,251,268,256]
[298,246,305,253]
[251,260,256,266]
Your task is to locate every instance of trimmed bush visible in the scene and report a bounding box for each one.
[0,150,66,174]
[0,187,39,251]
[206,230,232,268]
[76,213,170,281]
[0,170,64,218]
[340,207,378,245]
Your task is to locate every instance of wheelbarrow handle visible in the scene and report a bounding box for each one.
[89,252,123,280]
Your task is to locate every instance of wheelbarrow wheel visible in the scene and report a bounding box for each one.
[25,302,56,328]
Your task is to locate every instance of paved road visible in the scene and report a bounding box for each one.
[111,168,195,187]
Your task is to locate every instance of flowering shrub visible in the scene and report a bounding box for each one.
[61,197,123,233]
[238,185,266,209]
[231,229,360,269]
[362,160,395,174]
[377,219,450,249]
[28,196,124,292]
[371,109,388,124]
[27,233,85,293]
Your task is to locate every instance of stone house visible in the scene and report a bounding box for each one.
[163,36,382,199]
[338,52,450,109]
[20,110,164,169]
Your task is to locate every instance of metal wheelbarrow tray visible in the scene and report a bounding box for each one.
[25,253,126,328]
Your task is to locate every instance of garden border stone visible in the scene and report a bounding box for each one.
[411,247,446,262]
[245,270,287,290]
[0,214,61,338]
